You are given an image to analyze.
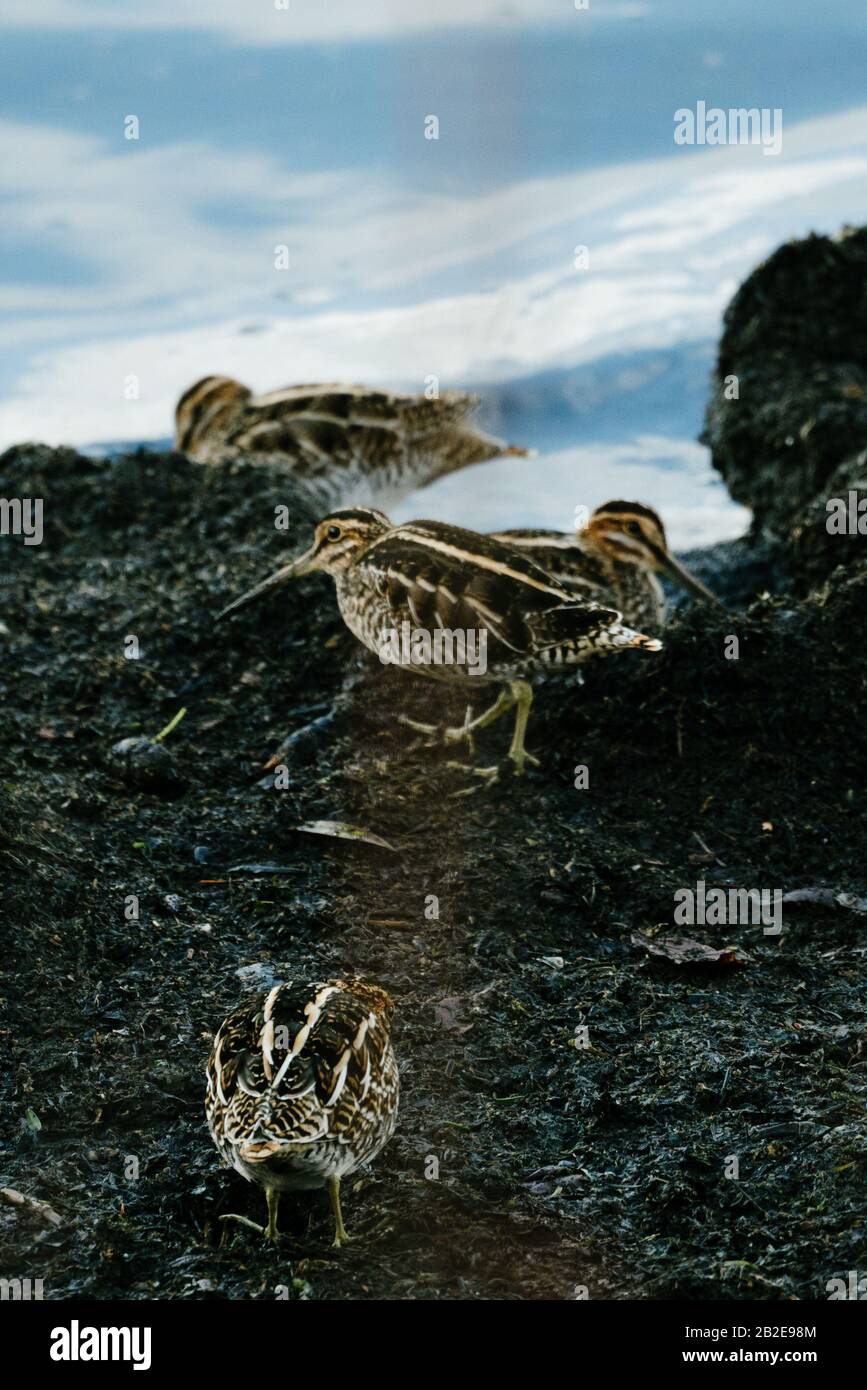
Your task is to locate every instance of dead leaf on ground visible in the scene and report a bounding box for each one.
[783,887,867,914]
[435,983,497,1033]
[435,997,474,1033]
[294,820,397,852]
[227,862,295,876]
[837,892,867,914]
[631,933,747,967]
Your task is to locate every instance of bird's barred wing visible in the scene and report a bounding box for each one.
[491,528,572,541]
[177,379,526,491]
[491,529,608,593]
[360,522,608,655]
[206,980,394,1149]
[228,386,487,477]
[250,384,478,429]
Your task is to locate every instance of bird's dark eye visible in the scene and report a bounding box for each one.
[626,521,641,535]
[326,524,342,541]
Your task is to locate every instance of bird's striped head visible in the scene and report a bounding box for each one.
[582,500,721,606]
[302,508,392,575]
[584,500,668,560]
[174,375,251,455]
[217,508,391,619]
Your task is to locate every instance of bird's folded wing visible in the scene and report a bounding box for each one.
[364,524,585,654]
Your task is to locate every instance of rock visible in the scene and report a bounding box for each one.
[110,736,184,794]
[791,453,867,586]
[671,531,790,609]
[701,224,867,578]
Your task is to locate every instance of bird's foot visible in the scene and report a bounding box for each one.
[447,749,540,795]
[446,761,505,795]
[358,1216,393,1241]
[219,1213,280,1243]
[442,707,476,753]
[509,747,541,776]
[397,714,441,742]
[398,711,475,754]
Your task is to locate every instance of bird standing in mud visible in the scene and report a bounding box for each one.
[205,977,399,1247]
[174,376,530,511]
[492,500,721,629]
[218,508,662,783]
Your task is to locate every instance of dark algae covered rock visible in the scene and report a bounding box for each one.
[702,225,867,584]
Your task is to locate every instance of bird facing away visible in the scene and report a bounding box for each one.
[205,977,398,1246]
[492,501,721,630]
[174,376,530,512]
[217,508,662,782]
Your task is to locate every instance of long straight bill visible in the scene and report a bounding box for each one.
[217,545,317,620]
[656,549,725,608]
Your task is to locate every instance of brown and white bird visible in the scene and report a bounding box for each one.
[491,501,721,630]
[205,977,399,1246]
[217,508,662,782]
[174,376,530,511]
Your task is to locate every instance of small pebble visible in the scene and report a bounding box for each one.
[111,736,183,793]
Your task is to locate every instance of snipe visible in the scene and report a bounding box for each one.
[175,376,530,511]
[218,508,663,783]
[492,500,721,629]
[206,977,398,1247]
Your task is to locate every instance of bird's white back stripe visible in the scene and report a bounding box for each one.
[388,527,570,598]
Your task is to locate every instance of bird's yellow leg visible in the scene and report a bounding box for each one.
[506,680,540,774]
[327,1175,349,1248]
[442,686,516,749]
[451,680,539,792]
[265,1187,280,1243]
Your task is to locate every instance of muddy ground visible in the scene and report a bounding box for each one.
[1,440,865,1302]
